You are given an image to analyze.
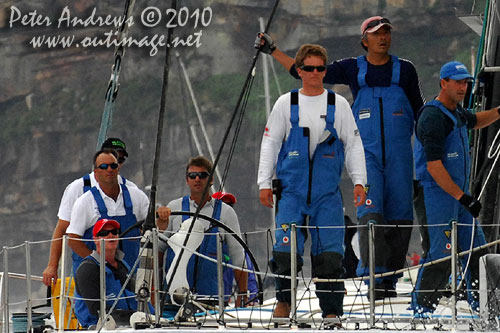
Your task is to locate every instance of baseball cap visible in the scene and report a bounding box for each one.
[101,138,128,157]
[212,191,237,206]
[360,16,393,35]
[93,218,121,238]
[439,61,473,80]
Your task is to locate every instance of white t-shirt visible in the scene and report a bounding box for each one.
[57,171,137,221]
[257,89,367,189]
[66,184,148,236]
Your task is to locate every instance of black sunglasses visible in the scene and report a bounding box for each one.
[96,229,120,237]
[300,65,326,72]
[187,171,210,179]
[118,156,126,164]
[363,18,391,34]
[97,163,119,170]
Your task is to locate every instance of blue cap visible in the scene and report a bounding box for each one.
[440,61,473,80]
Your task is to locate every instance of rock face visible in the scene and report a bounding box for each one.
[0,0,479,280]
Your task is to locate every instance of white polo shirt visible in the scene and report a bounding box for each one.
[66,184,148,236]
[57,171,137,222]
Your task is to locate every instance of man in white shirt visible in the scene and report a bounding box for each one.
[257,44,367,319]
[42,138,136,286]
[66,148,149,273]
[156,156,248,306]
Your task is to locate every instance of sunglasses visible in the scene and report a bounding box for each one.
[363,18,391,34]
[96,229,119,237]
[118,156,126,164]
[187,171,210,179]
[299,65,326,72]
[97,163,119,170]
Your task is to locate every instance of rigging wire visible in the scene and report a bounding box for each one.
[96,0,136,149]
[143,0,178,232]
[163,0,281,302]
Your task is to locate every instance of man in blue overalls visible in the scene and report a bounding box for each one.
[258,16,424,299]
[42,138,134,287]
[258,44,367,319]
[67,148,150,274]
[157,156,248,306]
[411,61,500,315]
[74,218,153,327]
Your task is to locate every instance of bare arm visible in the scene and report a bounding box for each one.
[474,107,500,129]
[42,219,70,286]
[271,48,295,72]
[67,233,92,259]
[234,269,249,307]
[427,160,463,200]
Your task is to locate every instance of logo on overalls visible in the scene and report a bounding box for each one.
[359,109,371,119]
[365,199,373,206]
[283,236,289,244]
[288,151,299,158]
[281,224,289,232]
[446,243,451,250]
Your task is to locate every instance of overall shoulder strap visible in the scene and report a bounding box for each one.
[356,56,368,88]
[325,90,336,133]
[212,199,222,220]
[90,187,108,216]
[120,183,133,214]
[429,100,458,127]
[182,195,190,221]
[290,89,299,127]
[82,174,92,193]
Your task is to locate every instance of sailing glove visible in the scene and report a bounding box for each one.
[459,193,482,218]
[254,32,276,54]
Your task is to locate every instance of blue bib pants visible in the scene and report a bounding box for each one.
[353,56,415,286]
[271,90,345,317]
[411,100,487,313]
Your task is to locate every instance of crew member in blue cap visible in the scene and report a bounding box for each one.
[411,61,500,315]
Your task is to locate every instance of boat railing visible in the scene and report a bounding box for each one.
[2,222,500,332]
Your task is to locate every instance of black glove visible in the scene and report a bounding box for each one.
[459,193,482,218]
[254,32,276,54]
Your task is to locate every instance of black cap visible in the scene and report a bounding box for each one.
[101,138,128,157]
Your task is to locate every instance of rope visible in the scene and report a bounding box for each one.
[164,0,281,304]
[96,0,137,149]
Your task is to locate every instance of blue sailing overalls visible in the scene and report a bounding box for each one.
[271,89,345,316]
[164,196,227,298]
[71,183,139,274]
[74,254,143,327]
[411,100,487,313]
[353,56,415,284]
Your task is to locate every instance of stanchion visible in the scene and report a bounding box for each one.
[216,233,224,324]
[99,239,106,328]
[290,223,297,323]
[368,221,375,328]
[451,220,458,329]
[25,242,32,332]
[58,236,68,333]
[3,247,9,333]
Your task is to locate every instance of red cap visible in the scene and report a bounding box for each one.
[212,191,237,206]
[360,16,392,35]
[93,218,121,238]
